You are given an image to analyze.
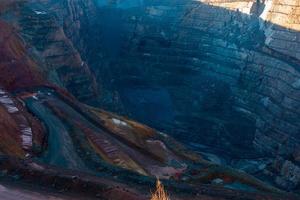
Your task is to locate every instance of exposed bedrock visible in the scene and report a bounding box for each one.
[65,0,300,191]
[1,0,99,101]
[2,0,300,193]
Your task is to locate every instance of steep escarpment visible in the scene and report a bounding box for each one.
[73,0,300,191]
[0,0,99,101]
[0,19,45,90]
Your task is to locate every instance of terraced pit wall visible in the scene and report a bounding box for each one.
[66,0,300,190]
[3,0,300,191]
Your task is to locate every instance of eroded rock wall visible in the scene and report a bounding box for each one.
[84,0,300,190]
[0,0,99,101]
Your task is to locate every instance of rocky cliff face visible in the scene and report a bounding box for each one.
[0,0,99,101]
[73,0,300,191]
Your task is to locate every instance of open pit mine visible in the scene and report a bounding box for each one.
[0,0,300,199]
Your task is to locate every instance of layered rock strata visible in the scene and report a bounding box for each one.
[81,0,300,190]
